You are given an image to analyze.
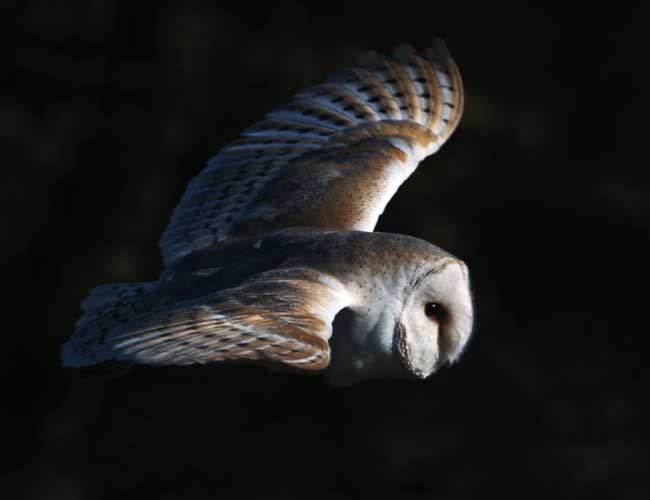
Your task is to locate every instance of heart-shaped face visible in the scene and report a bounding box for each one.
[397,258,473,378]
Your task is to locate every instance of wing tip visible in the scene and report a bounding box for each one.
[390,38,464,141]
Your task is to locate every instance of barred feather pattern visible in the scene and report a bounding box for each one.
[159,39,464,266]
[62,268,351,370]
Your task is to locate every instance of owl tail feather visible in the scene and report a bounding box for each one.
[61,281,157,378]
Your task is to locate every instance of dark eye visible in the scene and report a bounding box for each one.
[424,302,442,319]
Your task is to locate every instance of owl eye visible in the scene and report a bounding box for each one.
[424,302,442,320]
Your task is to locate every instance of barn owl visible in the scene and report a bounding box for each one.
[61,39,473,385]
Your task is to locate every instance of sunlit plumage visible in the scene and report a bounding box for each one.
[61,39,473,385]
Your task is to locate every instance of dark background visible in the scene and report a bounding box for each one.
[2,2,649,499]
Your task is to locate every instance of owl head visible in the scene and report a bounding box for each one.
[326,249,473,386]
[395,257,473,379]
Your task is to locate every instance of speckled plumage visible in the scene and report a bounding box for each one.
[62,40,473,385]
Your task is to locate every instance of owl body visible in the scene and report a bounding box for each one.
[62,40,474,384]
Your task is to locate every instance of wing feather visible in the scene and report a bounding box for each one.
[62,268,352,372]
[160,39,464,266]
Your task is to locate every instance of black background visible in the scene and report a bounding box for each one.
[2,2,649,499]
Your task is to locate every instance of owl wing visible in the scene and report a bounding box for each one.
[160,39,464,267]
[62,268,352,371]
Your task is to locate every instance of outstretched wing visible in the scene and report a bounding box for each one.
[62,268,352,371]
[160,39,464,266]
